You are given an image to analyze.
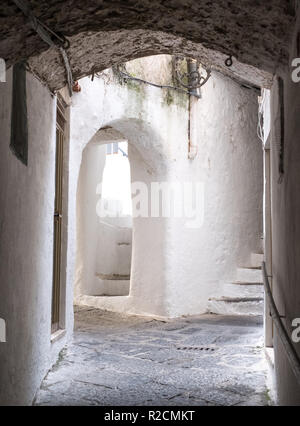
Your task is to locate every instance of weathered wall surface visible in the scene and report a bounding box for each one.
[0,71,72,405]
[72,56,263,318]
[268,10,300,405]
[0,0,295,90]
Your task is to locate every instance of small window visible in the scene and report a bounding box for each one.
[106,144,112,155]
[106,143,119,155]
[113,142,119,154]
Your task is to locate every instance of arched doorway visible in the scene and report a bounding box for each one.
[74,120,170,317]
[76,134,132,298]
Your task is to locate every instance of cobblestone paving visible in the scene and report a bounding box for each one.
[35,307,270,406]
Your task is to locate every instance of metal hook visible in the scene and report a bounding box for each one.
[225,55,233,67]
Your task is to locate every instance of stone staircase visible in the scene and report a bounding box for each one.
[94,222,132,297]
[95,273,130,296]
[208,253,264,316]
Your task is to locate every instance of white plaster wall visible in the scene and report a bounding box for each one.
[71,58,263,318]
[75,142,106,296]
[73,121,172,315]
[96,224,132,275]
[267,9,300,404]
[0,70,72,405]
[70,74,177,316]
[165,73,263,316]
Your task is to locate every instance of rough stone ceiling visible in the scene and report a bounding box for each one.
[0,0,296,91]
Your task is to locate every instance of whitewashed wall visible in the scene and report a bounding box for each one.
[75,142,106,297]
[71,56,263,318]
[0,70,72,405]
[267,8,300,404]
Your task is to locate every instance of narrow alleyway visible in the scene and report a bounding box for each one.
[35,307,270,406]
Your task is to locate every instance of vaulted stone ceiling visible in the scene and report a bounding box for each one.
[0,0,296,91]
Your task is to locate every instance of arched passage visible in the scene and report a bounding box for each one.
[75,120,171,317]
[1,1,294,90]
[71,58,264,319]
[0,1,300,404]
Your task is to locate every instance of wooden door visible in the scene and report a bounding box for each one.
[51,98,66,333]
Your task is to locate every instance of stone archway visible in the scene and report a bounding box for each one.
[1,1,295,91]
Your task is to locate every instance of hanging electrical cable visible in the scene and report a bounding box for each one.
[12,0,74,96]
[113,59,211,99]
[112,57,211,160]
[173,56,211,94]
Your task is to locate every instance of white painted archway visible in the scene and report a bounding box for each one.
[75,122,171,317]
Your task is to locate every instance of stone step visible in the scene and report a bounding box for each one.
[236,267,263,283]
[221,283,264,299]
[233,281,263,286]
[94,278,130,296]
[207,298,264,316]
[210,296,263,302]
[96,273,130,280]
[250,253,264,268]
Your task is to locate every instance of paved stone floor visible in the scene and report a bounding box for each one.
[35,307,271,406]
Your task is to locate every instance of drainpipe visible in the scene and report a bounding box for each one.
[187,59,199,160]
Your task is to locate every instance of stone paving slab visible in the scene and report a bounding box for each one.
[35,307,270,406]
